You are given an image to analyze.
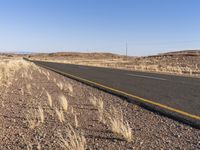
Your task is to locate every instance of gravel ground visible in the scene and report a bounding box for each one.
[0,61,200,149]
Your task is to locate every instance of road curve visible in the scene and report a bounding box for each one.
[28,59,200,128]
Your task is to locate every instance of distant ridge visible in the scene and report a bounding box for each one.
[15,51,33,54]
[0,51,33,55]
[29,52,122,59]
[159,50,200,56]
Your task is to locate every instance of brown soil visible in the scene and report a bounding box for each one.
[0,59,200,149]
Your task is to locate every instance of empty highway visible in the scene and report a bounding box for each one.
[29,59,200,128]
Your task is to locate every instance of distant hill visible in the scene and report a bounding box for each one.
[15,51,33,54]
[159,50,200,56]
[29,52,122,59]
[4,50,199,58]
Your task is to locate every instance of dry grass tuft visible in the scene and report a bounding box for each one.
[55,107,65,123]
[38,105,45,123]
[43,70,50,80]
[97,98,104,123]
[89,96,97,106]
[109,107,132,142]
[0,59,32,88]
[26,109,40,129]
[89,96,104,123]
[21,88,24,96]
[59,94,68,112]
[26,84,32,94]
[57,81,64,90]
[74,113,78,128]
[98,98,104,111]
[47,75,50,81]
[46,91,53,107]
[38,68,42,74]
[67,83,73,96]
[26,105,45,129]
[58,124,86,150]
[28,74,33,80]
[1,101,5,108]
[53,78,57,83]
[46,71,50,77]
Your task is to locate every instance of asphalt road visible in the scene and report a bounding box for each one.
[29,59,200,128]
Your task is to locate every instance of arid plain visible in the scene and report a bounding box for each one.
[0,52,200,149]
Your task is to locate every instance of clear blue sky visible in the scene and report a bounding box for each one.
[0,0,200,56]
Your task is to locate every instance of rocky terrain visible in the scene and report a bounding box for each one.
[0,57,200,149]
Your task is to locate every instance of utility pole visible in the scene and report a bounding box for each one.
[126,41,128,59]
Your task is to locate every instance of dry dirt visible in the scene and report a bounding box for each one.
[0,57,200,149]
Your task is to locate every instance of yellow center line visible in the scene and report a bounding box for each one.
[38,63,200,121]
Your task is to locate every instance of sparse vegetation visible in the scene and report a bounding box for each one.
[1,56,199,149]
[46,91,53,107]
[89,96,97,106]
[26,84,32,94]
[38,105,45,123]
[26,109,40,129]
[70,106,74,114]
[74,113,78,128]
[58,124,86,150]
[26,105,45,129]
[55,107,65,123]
[108,107,132,142]
[67,83,73,96]
[59,94,68,112]
[57,81,64,90]
[89,95,105,123]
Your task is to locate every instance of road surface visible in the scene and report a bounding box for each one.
[28,59,200,128]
